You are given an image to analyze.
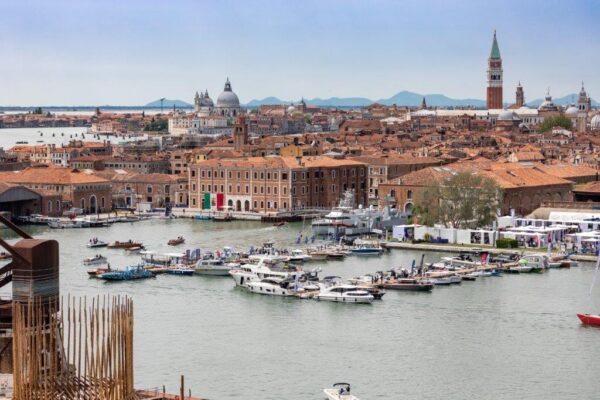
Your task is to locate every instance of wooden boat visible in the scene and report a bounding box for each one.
[125,245,144,253]
[107,240,143,249]
[577,313,600,327]
[168,236,185,246]
[382,278,433,292]
[87,266,111,278]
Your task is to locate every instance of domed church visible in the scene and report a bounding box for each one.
[216,78,241,117]
[193,78,242,118]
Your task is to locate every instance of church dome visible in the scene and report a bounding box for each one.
[565,105,578,118]
[201,90,214,107]
[287,103,296,113]
[538,90,558,111]
[216,78,240,108]
[498,109,516,121]
[591,115,600,130]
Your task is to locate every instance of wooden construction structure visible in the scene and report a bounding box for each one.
[12,296,136,400]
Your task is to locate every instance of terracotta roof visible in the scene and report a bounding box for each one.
[0,166,110,185]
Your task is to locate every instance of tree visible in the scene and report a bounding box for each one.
[538,115,572,133]
[414,171,501,229]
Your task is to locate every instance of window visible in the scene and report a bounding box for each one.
[220,185,224,193]
[207,170,211,178]
[267,186,270,194]
[274,187,278,195]
[245,185,249,194]
[267,173,271,180]
[274,201,278,209]
[201,184,204,192]
[407,190,413,200]
[47,201,52,213]
[192,198,196,206]
[254,172,258,180]
[228,185,232,193]
[147,185,153,194]
[101,197,105,208]
[254,186,258,194]
[332,184,336,193]
[283,187,287,195]
[260,172,264,180]
[253,201,258,209]
[292,172,297,181]
[282,172,288,180]
[260,186,264,194]
[332,170,336,178]
[228,171,232,179]
[220,171,224,179]
[246,172,250,179]
[274,172,278,180]
[237,172,241,179]
[260,201,264,209]
[192,170,196,177]
[165,185,170,194]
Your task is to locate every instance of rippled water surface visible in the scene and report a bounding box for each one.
[5,219,600,399]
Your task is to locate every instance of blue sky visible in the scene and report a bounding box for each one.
[1,0,598,105]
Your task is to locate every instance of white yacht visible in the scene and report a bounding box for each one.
[229,257,304,287]
[194,259,238,276]
[244,277,319,297]
[315,284,374,304]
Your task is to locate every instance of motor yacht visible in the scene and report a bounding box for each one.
[315,284,374,304]
[229,257,304,286]
[194,259,238,276]
[287,249,313,263]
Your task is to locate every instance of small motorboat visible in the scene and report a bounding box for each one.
[350,245,383,255]
[83,255,107,265]
[166,265,194,276]
[86,239,108,248]
[87,266,111,278]
[273,221,286,227]
[168,236,185,246]
[577,313,600,327]
[287,249,312,263]
[323,383,360,400]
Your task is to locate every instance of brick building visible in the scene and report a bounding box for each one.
[0,165,112,214]
[188,156,367,213]
[378,161,573,216]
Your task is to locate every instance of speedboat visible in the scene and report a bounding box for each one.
[323,383,360,400]
[86,239,108,248]
[315,284,374,304]
[350,245,383,255]
[194,259,237,276]
[287,249,313,263]
[431,275,462,285]
[166,265,194,276]
[83,255,107,265]
[168,236,185,246]
[577,313,600,326]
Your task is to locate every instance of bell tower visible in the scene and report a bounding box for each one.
[486,30,503,109]
[515,82,524,107]
[233,115,248,151]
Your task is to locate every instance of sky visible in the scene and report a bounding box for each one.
[1,0,599,106]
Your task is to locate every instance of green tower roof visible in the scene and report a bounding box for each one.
[490,30,501,59]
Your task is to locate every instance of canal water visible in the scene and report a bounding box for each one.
[3,219,600,399]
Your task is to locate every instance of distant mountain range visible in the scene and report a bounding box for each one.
[245,90,600,108]
[245,91,486,108]
[145,99,192,108]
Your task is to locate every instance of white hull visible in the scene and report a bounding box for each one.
[323,389,360,400]
[315,295,373,304]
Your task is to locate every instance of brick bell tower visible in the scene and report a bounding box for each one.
[486,30,503,109]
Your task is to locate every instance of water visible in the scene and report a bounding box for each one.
[4,219,600,399]
[0,127,146,148]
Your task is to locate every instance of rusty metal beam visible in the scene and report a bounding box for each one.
[0,215,32,239]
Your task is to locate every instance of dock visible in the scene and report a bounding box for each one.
[136,389,204,400]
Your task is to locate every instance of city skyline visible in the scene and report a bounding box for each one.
[1,0,599,106]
